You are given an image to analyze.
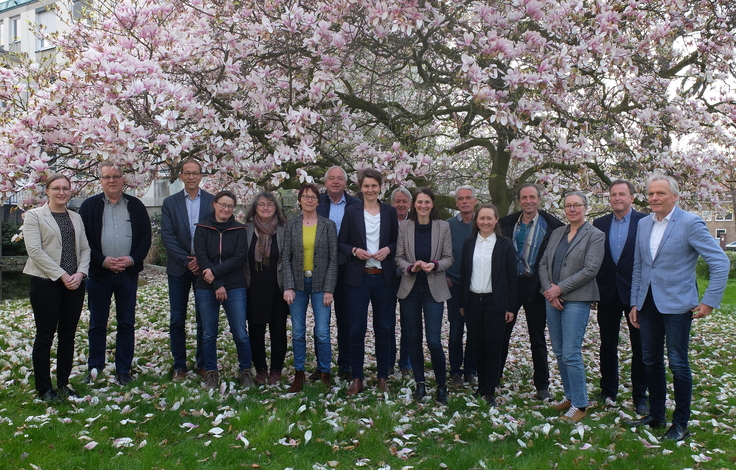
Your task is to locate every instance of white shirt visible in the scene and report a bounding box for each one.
[470,233,496,294]
[650,205,676,260]
[364,210,382,269]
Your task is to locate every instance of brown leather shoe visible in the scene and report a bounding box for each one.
[172,368,187,382]
[254,370,268,385]
[268,370,282,385]
[376,377,388,393]
[196,368,206,379]
[288,371,305,393]
[320,372,331,385]
[346,378,364,395]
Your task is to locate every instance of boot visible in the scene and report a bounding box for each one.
[239,369,254,388]
[268,370,282,385]
[255,370,268,385]
[414,382,427,401]
[436,384,448,405]
[320,372,331,385]
[203,370,219,390]
[346,378,364,395]
[376,377,388,393]
[288,371,305,393]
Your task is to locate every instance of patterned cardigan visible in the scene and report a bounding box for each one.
[281,214,338,293]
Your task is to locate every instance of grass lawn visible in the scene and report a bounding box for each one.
[0,274,735,469]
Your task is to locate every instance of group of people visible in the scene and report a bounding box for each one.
[23,162,729,442]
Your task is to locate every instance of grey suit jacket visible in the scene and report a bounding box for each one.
[243,221,286,291]
[395,219,454,302]
[282,214,338,293]
[539,221,605,302]
[161,189,214,276]
[23,204,91,280]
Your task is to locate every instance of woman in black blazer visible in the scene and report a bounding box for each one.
[460,203,517,406]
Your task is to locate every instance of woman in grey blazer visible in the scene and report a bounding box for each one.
[395,188,453,404]
[282,183,338,392]
[244,191,288,386]
[23,174,90,402]
[539,191,605,422]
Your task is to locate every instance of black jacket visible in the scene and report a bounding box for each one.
[194,214,248,291]
[459,235,518,313]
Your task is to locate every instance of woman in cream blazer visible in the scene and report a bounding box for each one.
[23,174,90,402]
[395,188,453,404]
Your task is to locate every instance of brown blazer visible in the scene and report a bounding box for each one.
[395,219,453,302]
[23,204,91,280]
[538,221,605,302]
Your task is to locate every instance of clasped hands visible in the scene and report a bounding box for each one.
[354,247,390,262]
[102,256,133,273]
[543,283,564,311]
[61,272,84,291]
[410,260,435,273]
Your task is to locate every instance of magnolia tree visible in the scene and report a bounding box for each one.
[1,0,735,214]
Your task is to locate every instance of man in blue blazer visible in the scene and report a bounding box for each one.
[593,180,648,414]
[628,174,729,441]
[317,166,361,380]
[79,162,151,385]
[161,159,214,381]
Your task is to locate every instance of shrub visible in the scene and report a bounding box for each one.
[1,222,27,256]
[696,251,736,280]
[145,212,167,267]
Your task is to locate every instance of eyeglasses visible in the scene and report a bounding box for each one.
[301,195,318,201]
[256,202,276,208]
[101,175,123,181]
[564,203,585,211]
[48,187,71,193]
[216,202,235,210]
[181,171,201,177]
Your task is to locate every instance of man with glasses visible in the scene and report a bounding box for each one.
[317,166,361,380]
[79,162,151,385]
[499,183,563,400]
[161,159,214,381]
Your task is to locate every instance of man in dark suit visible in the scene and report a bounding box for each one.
[317,166,361,380]
[499,183,564,400]
[79,162,151,385]
[593,179,648,414]
[161,159,214,381]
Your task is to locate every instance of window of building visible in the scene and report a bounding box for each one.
[10,16,20,43]
[716,229,727,240]
[0,21,5,49]
[36,10,57,51]
[715,212,733,221]
[700,211,713,221]
[72,0,91,21]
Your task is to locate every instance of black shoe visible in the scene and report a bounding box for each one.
[338,370,352,381]
[436,385,448,405]
[414,383,427,400]
[535,389,551,400]
[484,395,497,407]
[308,370,321,382]
[57,385,78,399]
[625,415,667,429]
[39,389,62,403]
[83,374,93,384]
[662,424,690,441]
[634,402,650,416]
[116,372,133,386]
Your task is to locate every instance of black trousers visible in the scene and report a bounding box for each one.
[466,292,508,398]
[30,277,85,393]
[248,300,289,373]
[499,277,549,391]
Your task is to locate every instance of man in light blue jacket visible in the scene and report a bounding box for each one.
[628,173,729,441]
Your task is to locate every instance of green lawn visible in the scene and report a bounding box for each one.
[0,278,735,469]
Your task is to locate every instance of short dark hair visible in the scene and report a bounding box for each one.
[297,183,321,203]
[409,187,440,221]
[213,190,237,207]
[358,168,383,187]
[244,191,286,224]
[609,179,635,196]
[180,158,202,173]
[516,183,541,200]
[472,203,503,238]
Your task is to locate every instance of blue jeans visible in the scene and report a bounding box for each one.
[196,287,252,372]
[638,291,693,428]
[347,273,396,379]
[289,277,332,373]
[447,282,476,376]
[87,272,138,374]
[399,281,446,386]
[546,300,591,409]
[168,271,203,370]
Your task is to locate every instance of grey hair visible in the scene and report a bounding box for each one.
[646,173,680,197]
[323,166,348,182]
[391,186,412,202]
[98,161,122,177]
[455,185,477,199]
[564,190,589,206]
